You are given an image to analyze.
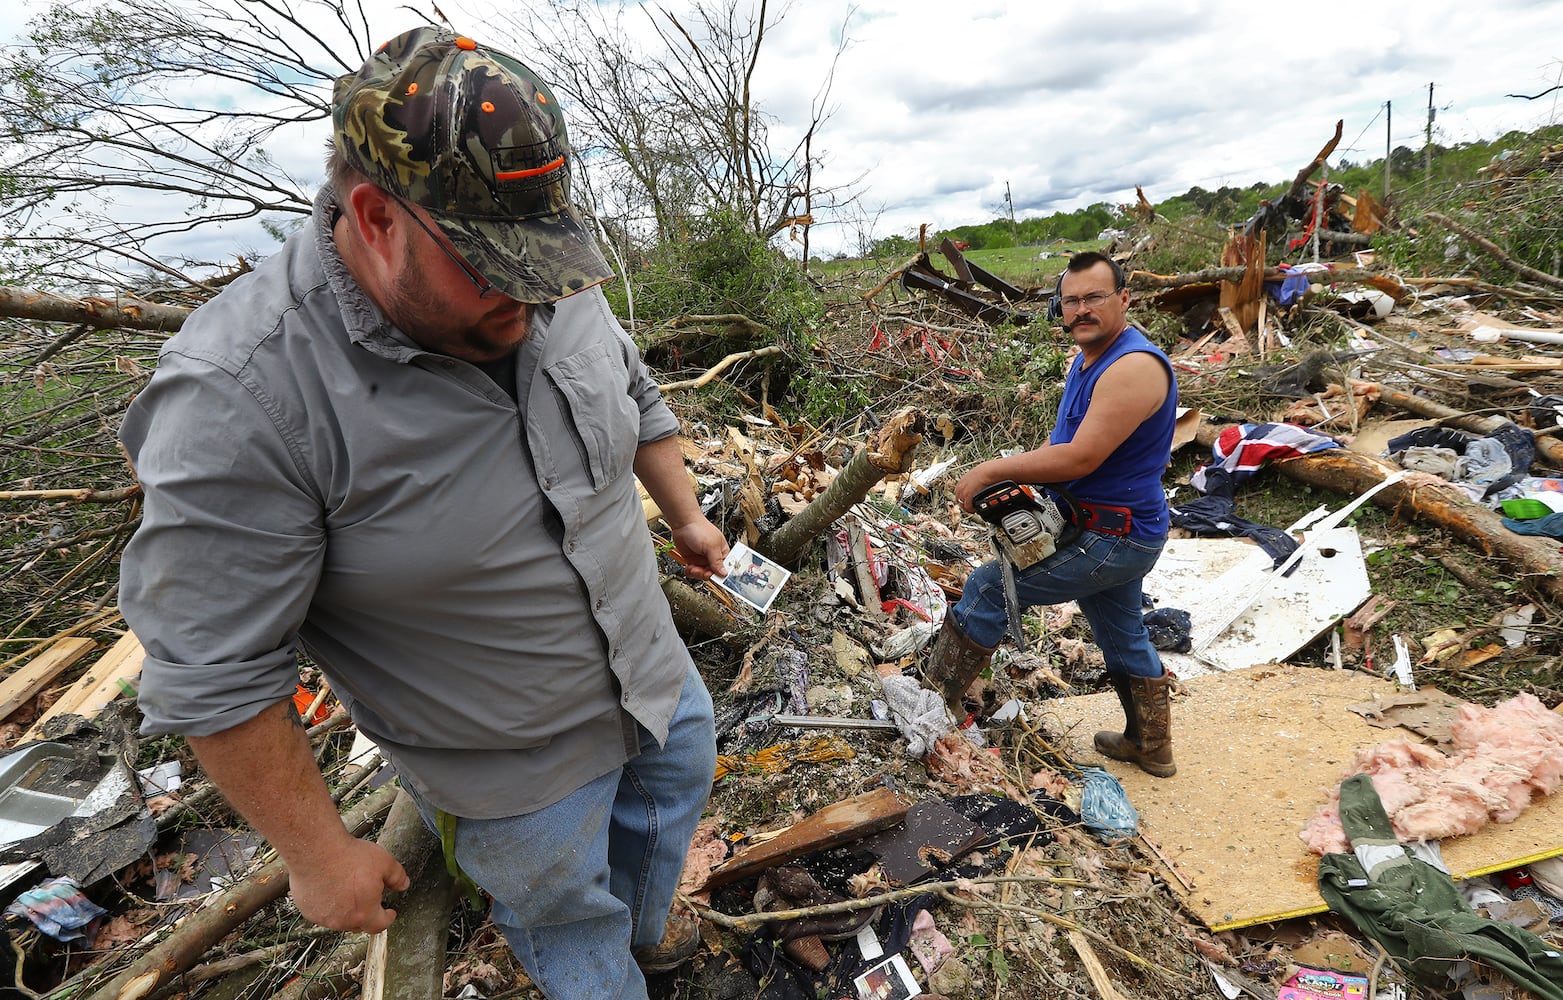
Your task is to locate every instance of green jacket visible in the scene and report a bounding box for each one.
[1318,773,1563,998]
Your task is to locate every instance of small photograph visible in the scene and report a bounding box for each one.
[852,954,920,1000]
[714,542,791,614]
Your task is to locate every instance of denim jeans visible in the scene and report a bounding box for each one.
[401,662,715,999]
[952,530,1167,678]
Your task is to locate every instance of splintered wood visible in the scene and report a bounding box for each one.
[696,787,911,891]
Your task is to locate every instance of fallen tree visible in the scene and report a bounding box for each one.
[1424,211,1563,293]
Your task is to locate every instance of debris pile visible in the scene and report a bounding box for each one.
[2,120,1563,999]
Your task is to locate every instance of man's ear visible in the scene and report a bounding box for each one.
[343,182,401,260]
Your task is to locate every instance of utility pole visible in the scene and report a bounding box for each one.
[1005,181,1018,244]
[1384,100,1392,203]
[1424,82,1435,189]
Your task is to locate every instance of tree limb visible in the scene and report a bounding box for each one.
[658,345,782,393]
[1508,84,1563,100]
[0,286,190,333]
[1423,211,1563,291]
[755,408,925,565]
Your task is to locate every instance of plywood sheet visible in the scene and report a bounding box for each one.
[1045,665,1563,931]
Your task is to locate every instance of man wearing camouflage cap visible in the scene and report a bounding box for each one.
[119,27,725,996]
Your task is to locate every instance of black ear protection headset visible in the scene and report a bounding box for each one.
[1046,272,1065,324]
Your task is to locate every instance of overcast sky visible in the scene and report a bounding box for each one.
[4,0,1562,263]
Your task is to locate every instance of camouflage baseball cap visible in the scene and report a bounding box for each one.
[332,27,613,303]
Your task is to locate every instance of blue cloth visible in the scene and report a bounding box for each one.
[1078,766,1138,840]
[953,530,1166,677]
[399,663,715,999]
[1170,466,1301,570]
[1049,325,1177,541]
[1266,269,1312,306]
[1503,512,1563,538]
[1143,607,1193,653]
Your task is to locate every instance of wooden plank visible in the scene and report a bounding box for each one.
[697,787,911,891]
[23,632,144,739]
[1046,665,1563,931]
[0,637,96,721]
[1067,930,1133,1000]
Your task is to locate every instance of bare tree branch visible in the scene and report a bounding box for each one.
[1507,83,1563,100]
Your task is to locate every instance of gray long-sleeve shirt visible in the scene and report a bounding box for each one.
[119,190,694,818]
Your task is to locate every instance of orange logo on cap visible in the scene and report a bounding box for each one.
[496,156,565,182]
[406,82,418,95]
[455,36,477,50]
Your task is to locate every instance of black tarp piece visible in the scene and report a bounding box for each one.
[0,706,156,887]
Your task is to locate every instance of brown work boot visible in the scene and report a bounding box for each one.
[1093,673,1176,777]
[633,914,699,973]
[922,616,997,714]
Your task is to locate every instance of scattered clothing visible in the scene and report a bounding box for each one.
[1190,422,1339,493]
[1503,512,1563,539]
[1319,774,1563,999]
[1266,267,1313,307]
[1386,423,1535,501]
[1170,466,1301,569]
[5,877,105,942]
[878,673,954,758]
[1142,607,1193,653]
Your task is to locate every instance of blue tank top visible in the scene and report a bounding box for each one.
[1048,325,1177,540]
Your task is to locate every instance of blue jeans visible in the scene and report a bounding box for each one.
[402,662,715,999]
[952,530,1167,678]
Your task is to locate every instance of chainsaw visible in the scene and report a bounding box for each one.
[970,481,1081,644]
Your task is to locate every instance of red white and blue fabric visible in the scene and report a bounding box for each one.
[1191,422,1340,491]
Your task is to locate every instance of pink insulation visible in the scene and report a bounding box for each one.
[1300,693,1563,855]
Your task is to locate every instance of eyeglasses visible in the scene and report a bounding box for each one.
[1058,289,1122,312]
[388,194,499,299]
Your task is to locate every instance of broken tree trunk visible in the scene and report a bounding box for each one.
[1424,212,1563,292]
[661,576,743,639]
[1218,231,1265,335]
[363,789,454,1000]
[1376,385,1563,470]
[86,783,400,1000]
[755,408,926,566]
[1286,120,1345,204]
[0,284,191,332]
[1193,426,1563,603]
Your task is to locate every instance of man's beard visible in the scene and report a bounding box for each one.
[385,256,530,363]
